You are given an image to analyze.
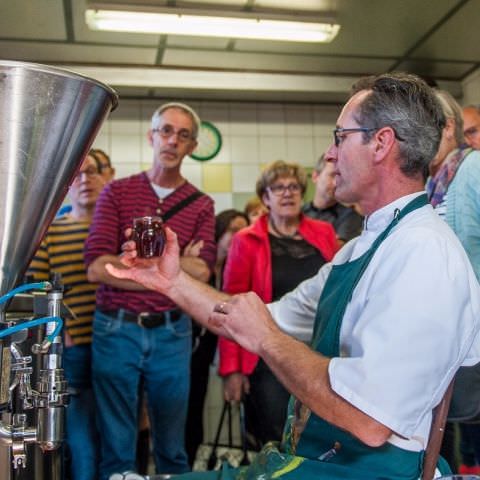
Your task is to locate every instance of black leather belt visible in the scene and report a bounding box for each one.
[100,308,182,329]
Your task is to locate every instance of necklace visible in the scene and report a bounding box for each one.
[269,217,299,239]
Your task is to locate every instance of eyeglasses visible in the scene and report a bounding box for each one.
[268,183,302,196]
[333,127,378,147]
[152,124,194,143]
[73,166,101,183]
[333,126,405,147]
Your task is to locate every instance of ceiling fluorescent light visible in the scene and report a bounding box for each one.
[85,8,340,43]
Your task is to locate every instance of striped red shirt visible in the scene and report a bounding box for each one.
[84,172,216,313]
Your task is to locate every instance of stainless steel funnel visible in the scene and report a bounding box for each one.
[0,60,118,305]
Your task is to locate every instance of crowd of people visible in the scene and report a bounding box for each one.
[27,74,480,480]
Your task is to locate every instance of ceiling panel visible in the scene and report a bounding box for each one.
[0,0,66,40]
[0,41,158,65]
[162,48,394,75]
[151,86,348,104]
[286,0,459,57]
[166,35,230,49]
[412,0,480,61]
[256,0,336,10]
[396,59,476,80]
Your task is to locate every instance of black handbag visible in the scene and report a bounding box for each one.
[206,401,251,470]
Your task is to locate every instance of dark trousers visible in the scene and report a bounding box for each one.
[244,359,290,448]
[459,423,480,466]
[185,327,218,466]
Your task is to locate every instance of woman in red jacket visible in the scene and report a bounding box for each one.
[218,160,339,448]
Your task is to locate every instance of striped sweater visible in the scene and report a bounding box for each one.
[28,215,97,345]
[84,172,216,313]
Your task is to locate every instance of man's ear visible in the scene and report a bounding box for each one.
[311,170,319,183]
[147,129,154,147]
[373,127,396,162]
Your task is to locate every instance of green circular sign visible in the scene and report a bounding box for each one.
[191,121,222,161]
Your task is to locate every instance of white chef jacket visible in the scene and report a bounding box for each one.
[269,192,480,451]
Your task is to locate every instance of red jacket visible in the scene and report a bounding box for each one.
[218,214,339,376]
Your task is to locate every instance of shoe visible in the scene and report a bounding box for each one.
[109,472,149,480]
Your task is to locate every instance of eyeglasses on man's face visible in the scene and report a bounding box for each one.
[152,124,194,143]
[333,127,378,147]
[268,183,302,196]
[333,126,405,147]
[72,166,101,183]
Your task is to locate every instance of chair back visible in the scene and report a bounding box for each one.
[422,380,455,480]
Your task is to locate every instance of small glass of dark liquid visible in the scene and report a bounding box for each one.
[132,216,166,258]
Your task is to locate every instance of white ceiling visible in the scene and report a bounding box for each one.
[0,0,478,103]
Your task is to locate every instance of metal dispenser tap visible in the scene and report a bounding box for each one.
[34,278,69,454]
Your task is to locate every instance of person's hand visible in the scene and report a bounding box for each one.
[105,226,181,295]
[183,239,204,257]
[209,292,278,355]
[223,372,250,403]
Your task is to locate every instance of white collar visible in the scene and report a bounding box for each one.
[336,192,426,263]
[364,191,426,233]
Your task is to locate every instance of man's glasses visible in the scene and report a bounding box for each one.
[333,127,378,147]
[333,127,405,147]
[152,124,194,143]
[73,166,101,183]
[268,183,302,196]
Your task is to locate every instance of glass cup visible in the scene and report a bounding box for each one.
[132,216,166,258]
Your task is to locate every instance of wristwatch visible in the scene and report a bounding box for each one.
[191,121,222,161]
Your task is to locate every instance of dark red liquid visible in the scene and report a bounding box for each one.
[132,216,166,258]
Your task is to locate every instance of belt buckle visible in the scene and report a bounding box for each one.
[137,312,149,328]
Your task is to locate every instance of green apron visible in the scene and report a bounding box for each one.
[180,194,450,479]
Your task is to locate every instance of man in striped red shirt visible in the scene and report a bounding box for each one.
[85,103,216,480]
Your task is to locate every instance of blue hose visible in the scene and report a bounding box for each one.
[0,316,63,342]
[0,281,51,306]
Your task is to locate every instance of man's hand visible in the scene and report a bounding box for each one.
[105,226,182,295]
[209,292,279,355]
[223,372,250,403]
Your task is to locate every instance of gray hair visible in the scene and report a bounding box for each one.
[151,102,201,139]
[352,73,446,177]
[256,160,307,198]
[434,90,464,146]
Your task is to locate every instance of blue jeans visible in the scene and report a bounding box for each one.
[92,309,192,480]
[63,344,99,480]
